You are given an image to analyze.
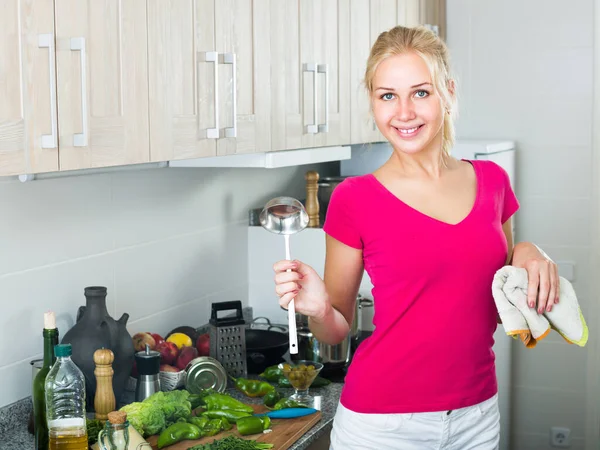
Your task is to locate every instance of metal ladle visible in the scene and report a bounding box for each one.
[259,197,309,354]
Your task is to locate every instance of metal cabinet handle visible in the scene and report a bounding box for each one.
[317,64,328,133]
[70,37,88,147]
[221,53,237,138]
[38,34,58,149]
[200,51,219,139]
[303,63,318,134]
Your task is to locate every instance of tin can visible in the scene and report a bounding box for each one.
[184,357,228,394]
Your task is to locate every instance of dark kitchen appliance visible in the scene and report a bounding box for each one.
[245,317,289,374]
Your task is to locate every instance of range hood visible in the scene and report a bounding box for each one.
[15,146,351,182]
[168,146,351,169]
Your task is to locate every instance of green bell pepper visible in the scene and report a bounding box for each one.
[156,422,202,449]
[230,376,275,398]
[236,415,271,436]
[201,409,253,423]
[262,390,282,408]
[203,393,254,413]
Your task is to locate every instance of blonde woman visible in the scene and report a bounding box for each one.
[273,26,558,449]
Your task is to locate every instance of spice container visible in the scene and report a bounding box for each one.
[184,357,228,394]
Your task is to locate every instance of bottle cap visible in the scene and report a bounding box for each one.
[54,343,72,358]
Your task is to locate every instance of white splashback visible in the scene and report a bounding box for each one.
[247,227,374,327]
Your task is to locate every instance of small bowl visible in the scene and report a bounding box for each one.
[278,360,323,391]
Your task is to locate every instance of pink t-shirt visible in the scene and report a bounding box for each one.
[323,160,519,413]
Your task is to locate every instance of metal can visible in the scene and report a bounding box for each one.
[184,356,228,394]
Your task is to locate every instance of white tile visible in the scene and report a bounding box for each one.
[511,386,586,438]
[0,359,37,407]
[125,285,248,337]
[113,223,248,321]
[0,254,114,367]
[512,340,587,392]
[515,197,591,247]
[511,432,585,450]
[515,145,593,198]
[0,173,114,276]
[110,163,339,248]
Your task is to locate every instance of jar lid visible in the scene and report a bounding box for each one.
[184,357,227,394]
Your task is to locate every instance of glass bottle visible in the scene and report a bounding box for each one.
[33,311,59,450]
[45,344,88,450]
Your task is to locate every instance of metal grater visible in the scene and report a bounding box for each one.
[208,301,247,378]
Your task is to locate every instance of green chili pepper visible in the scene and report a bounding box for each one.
[203,393,254,413]
[259,365,284,382]
[230,376,275,398]
[188,393,205,409]
[202,417,231,436]
[236,415,271,436]
[187,415,209,429]
[272,398,309,410]
[157,422,202,449]
[201,409,253,423]
[262,390,282,408]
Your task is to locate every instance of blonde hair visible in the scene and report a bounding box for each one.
[365,26,457,156]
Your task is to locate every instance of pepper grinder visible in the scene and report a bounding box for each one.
[134,344,161,402]
[305,170,320,227]
[94,348,116,420]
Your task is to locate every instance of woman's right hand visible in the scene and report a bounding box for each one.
[273,259,330,321]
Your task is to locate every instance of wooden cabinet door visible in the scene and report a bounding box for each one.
[148,0,217,162]
[350,0,400,145]
[0,0,58,176]
[313,0,350,148]
[214,0,271,156]
[271,0,317,151]
[54,0,149,171]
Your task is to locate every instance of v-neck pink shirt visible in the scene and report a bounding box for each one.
[323,160,519,413]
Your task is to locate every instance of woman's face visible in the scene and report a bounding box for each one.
[371,52,445,156]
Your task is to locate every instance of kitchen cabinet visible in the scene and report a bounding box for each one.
[270,0,351,152]
[349,0,446,145]
[0,0,150,177]
[0,0,59,176]
[55,0,150,171]
[148,0,271,162]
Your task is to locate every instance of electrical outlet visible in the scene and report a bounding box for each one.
[550,426,571,447]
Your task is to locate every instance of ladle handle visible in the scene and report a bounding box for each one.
[284,234,298,354]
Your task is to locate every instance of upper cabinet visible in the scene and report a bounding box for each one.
[0,0,59,176]
[148,0,271,162]
[270,0,351,152]
[54,0,150,171]
[0,0,149,177]
[349,0,446,145]
[0,0,444,177]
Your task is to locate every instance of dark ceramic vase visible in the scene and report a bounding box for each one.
[61,286,135,409]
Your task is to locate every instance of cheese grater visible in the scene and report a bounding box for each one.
[208,301,247,378]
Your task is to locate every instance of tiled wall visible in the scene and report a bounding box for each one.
[447,1,594,448]
[0,162,336,408]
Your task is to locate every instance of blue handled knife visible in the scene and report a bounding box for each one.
[254,408,319,419]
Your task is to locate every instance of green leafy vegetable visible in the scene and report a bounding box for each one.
[119,390,192,437]
[187,435,274,449]
[86,418,104,445]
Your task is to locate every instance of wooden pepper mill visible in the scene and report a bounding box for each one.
[305,170,320,227]
[94,348,116,420]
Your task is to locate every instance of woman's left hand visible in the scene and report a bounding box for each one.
[512,243,560,314]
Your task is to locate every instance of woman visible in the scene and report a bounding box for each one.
[273,26,558,449]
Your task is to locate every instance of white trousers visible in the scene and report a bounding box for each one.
[329,394,500,450]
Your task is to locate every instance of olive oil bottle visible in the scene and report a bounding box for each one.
[32,311,59,450]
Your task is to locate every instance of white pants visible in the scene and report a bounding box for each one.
[330,394,500,450]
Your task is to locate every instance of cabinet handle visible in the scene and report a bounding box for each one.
[303,63,318,134]
[38,34,58,149]
[317,64,328,133]
[200,51,219,139]
[221,53,236,138]
[70,38,88,147]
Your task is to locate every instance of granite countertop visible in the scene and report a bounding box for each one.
[0,382,342,450]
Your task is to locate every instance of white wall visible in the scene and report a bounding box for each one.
[447,1,594,449]
[0,162,336,408]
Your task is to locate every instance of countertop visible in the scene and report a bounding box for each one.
[0,382,342,450]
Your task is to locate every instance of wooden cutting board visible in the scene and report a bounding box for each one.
[146,404,322,450]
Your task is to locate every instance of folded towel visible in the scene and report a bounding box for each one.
[492,266,588,348]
